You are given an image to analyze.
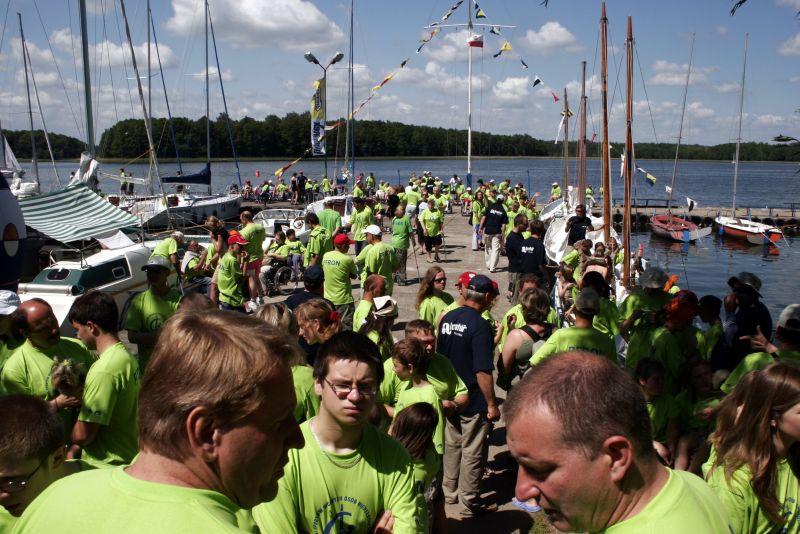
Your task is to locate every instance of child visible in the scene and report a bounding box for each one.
[674,359,722,473]
[390,403,441,534]
[697,295,726,368]
[635,358,679,467]
[284,229,306,276]
[556,264,577,312]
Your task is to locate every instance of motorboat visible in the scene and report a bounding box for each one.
[307,194,355,226]
[129,191,242,229]
[254,208,310,246]
[714,215,783,245]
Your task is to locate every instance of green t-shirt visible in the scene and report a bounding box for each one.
[1,505,15,532]
[0,335,24,390]
[285,240,305,256]
[471,201,484,226]
[631,326,685,396]
[305,226,332,266]
[395,384,446,454]
[12,467,250,533]
[418,294,455,327]
[419,209,444,237]
[291,365,319,423]
[322,178,331,192]
[674,390,721,432]
[351,206,375,242]
[150,237,178,260]
[411,446,441,499]
[379,352,467,407]
[594,297,621,339]
[239,222,266,260]
[562,249,579,269]
[216,252,245,308]
[322,250,357,306]
[602,468,730,533]
[353,299,373,333]
[123,288,182,366]
[530,326,616,366]
[1,338,94,401]
[78,342,141,468]
[364,242,398,296]
[621,290,673,369]
[353,185,364,198]
[497,305,559,352]
[318,208,342,236]
[721,349,800,394]
[391,216,414,250]
[252,420,424,534]
[698,322,724,361]
[405,189,421,207]
[646,394,679,443]
[366,330,394,362]
[704,450,799,534]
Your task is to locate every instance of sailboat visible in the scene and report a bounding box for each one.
[649,34,711,243]
[714,34,782,246]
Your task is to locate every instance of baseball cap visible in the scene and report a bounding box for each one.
[364,225,382,236]
[373,295,398,318]
[728,272,762,296]
[171,231,184,240]
[0,291,21,315]
[228,234,249,246]
[497,194,505,201]
[639,267,669,289]
[466,187,472,191]
[333,233,355,246]
[142,255,171,271]
[777,304,800,333]
[574,288,601,315]
[456,271,477,287]
[552,182,558,186]
[467,274,494,294]
[304,265,324,284]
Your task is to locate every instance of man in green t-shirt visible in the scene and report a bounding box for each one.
[363,225,399,296]
[150,231,184,279]
[350,197,375,256]
[304,212,332,268]
[253,331,424,533]
[0,395,89,525]
[123,256,182,367]
[216,234,249,313]
[506,352,730,533]
[317,199,342,237]
[322,234,359,331]
[239,211,267,311]
[0,291,24,386]
[68,291,140,468]
[419,202,444,263]
[391,205,415,286]
[13,311,304,533]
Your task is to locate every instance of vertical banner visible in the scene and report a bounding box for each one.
[311,78,326,156]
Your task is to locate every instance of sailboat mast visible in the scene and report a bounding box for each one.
[667,33,694,214]
[623,16,634,288]
[18,13,38,187]
[343,0,355,185]
[147,0,153,194]
[78,0,94,155]
[578,61,587,206]
[205,0,211,194]
[562,88,569,199]
[466,3,473,188]
[600,1,611,243]
[732,33,748,215]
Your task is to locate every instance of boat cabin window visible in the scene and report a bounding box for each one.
[46,269,71,281]
[77,258,132,289]
[111,266,127,280]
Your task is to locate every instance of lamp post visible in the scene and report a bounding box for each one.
[304,51,344,184]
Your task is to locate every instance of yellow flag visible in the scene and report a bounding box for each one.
[500,41,513,52]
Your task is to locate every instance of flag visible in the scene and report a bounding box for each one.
[636,166,656,186]
[620,154,626,177]
[665,185,673,194]
[520,59,529,69]
[561,108,574,118]
[551,91,559,102]
[311,78,326,156]
[493,41,512,58]
[490,26,501,35]
[400,58,409,68]
[416,43,425,54]
[468,34,484,48]
[531,76,542,87]
[555,115,566,144]
[475,2,487,18]
[686,197,697,211]
[372,73,394,92]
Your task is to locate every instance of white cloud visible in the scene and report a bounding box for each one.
[649,60,717,86]
[715,82,740,93]
[395,61,490,94]
[715,26,729,36]
[753,113,790,126]
[167,0,344,50]
[779,33,800,56]
[423,30,470,63]
[327,63,374,89]
[15,70,60,88]
[687,101,715,119]
[791,75,800,83]
[191,67,235,82]
[520,22,582,55]
[48,29,177,70]
[776,0,800,10]
[491,76,530,106]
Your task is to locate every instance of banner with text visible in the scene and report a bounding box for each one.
[311,78,326,156]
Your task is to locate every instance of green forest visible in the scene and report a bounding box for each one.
[5,112,799,162]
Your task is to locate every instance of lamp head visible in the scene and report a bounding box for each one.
[304,52,319,65]
[330,51,345,65]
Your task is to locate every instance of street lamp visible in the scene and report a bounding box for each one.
[305,51,344,183]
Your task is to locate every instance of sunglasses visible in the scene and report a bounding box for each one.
[434,277,447,283]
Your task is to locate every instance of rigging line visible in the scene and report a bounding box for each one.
[634,45,668,181]
[0,0,10,57]
[112,0,135,116]
[101,0,118,125]
[33,0,83,142]
[151,14,181,172]
[24,38,61,186]
[93,1,102,150]
[67,0,86,140]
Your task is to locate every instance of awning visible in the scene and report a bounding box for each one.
[17,184,139,243]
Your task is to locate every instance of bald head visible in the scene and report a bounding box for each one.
[506,351,653,460]
[17,299,61,349]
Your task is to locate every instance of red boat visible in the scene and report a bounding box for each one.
[714,215,783,245]
[649,214,711,242]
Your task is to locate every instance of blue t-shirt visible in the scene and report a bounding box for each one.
[437,306,494,415]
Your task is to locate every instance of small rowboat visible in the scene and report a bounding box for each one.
[648,214,711,242]
[714,215,783,245]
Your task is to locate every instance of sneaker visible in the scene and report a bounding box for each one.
[512,498,542,513]
[460,501,498,517]
[246,300,259,313]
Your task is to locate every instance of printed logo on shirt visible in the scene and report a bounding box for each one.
[521,246,538,254]
[313,498,372,534]
[489,209,504,216]
[440,322,467,336]
[146,313,167,331]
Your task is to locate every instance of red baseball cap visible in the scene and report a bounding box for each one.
[456,271,477,287]
[228,234,249,246]
[333,233,355,246]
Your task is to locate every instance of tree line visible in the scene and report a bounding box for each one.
[4,113,798,162]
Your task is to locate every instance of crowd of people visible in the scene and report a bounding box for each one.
[0,170,799,533]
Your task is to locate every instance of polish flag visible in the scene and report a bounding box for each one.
[468,34,484,48]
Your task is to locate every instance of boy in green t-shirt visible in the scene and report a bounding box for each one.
[635,358,679,466]
[68,291,141,468]
[216,234,250,312]
[391,205,415,286]
[284,229,306,276]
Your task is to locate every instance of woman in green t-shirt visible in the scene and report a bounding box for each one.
[415,267,454,327]
[471,189,486,251]
[704,362,800,534]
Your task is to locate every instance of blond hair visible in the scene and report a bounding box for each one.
[138,310,291,460]
[254,303,305,366]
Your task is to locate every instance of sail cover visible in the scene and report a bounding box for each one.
[17,184,139,243]
[161,163,211,185]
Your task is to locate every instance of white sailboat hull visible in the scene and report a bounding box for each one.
[131,194,242,228]
[714,215,783,245]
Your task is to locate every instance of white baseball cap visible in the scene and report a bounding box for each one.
[364,225,382,236]
[552,182,558,186]
[0,291,21,315]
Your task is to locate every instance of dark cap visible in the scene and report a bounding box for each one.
[574,288,601,315]
[467,274,494,294]
[304,265,324,284]
[728,272,762,296]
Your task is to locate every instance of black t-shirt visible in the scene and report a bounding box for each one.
[482,203,508,235]
[728,301,773,367]
[566,215,593,245]
[519,237,547,277]
[505,231,525,273]
[297,175,308,189]
[437,306,494,415]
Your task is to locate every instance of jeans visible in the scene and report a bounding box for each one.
[443,412,491,508]
[484,234,502,271]
[472,224,483,250]
[219,302,246,313]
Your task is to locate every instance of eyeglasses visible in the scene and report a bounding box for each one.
[0,460,44,493]
[434,278,447,283]
[324,378,377,399]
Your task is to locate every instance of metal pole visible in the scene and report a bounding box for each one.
[323,65,328,181]
[466,4,473,189]
[563,88,569,201]
[18,13,38,187]
[600,1,611,244]
[147,0,152,193]
[578,61,587,206]
[205,0,211,195]
[732,34,748,216]
[667,33,694,214]
[623,16,634,288]
[78,0,95,155]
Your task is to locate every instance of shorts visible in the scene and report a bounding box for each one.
[405,204,418,217]
[246,258,263,275]
[424,235,442,251]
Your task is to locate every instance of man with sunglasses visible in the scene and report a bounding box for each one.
[565,204,601,247]
[254,331,423,533]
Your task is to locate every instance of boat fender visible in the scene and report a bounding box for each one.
[292,219,304,230]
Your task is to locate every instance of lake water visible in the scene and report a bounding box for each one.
[29,157,800,316]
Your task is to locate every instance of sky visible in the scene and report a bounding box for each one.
[0,0,798,150]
